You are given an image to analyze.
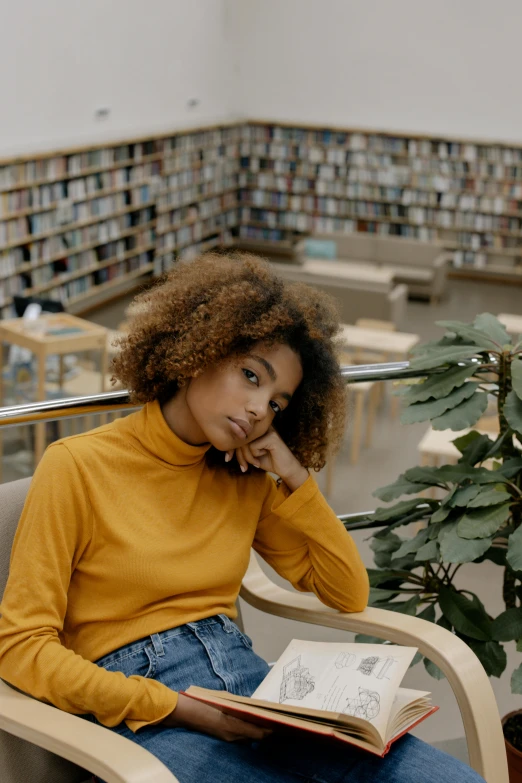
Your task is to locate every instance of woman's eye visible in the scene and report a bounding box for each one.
[270,401,281,414]
[243,369,258,384]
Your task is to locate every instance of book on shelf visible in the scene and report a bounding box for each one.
[185,639,437,757]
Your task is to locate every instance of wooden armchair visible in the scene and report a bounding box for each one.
[0,478,508,783]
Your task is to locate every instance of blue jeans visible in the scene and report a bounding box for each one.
[87,615,484,783]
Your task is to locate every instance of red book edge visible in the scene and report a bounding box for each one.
[181,691,439,758]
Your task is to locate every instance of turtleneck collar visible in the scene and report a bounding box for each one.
[131,400,211,469]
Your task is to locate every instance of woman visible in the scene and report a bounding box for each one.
[0,253,483,781]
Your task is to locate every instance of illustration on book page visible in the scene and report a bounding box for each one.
[334,652,397,680]
[279,656,316,703]
[357,656,397,680]
[344,688,381,720]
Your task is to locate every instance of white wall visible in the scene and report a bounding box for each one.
[231,0,522,143]
[0,0,238,156]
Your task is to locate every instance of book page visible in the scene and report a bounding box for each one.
[252,639,418,740]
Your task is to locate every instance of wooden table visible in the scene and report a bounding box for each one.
[0,313,108,469]
[498,313,522,337]
[339,324,420,355]
[303,259,395,286]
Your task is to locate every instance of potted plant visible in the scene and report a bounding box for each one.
[359,314,522,776]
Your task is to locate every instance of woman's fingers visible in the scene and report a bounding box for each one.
[236,444,260,472]
[218,712,272,742]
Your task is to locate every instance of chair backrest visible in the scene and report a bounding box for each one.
[0,478,88,783]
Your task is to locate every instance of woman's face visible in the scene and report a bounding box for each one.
[184,343,303,450]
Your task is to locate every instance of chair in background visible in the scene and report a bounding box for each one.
[0,476,508,783]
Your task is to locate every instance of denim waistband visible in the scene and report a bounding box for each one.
[94,614,236,668]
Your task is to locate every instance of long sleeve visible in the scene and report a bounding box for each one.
[253,474,369,613]
[0,443,177,732]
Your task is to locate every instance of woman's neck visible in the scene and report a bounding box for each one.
[161,387,209,447]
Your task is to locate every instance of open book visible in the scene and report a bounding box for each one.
[184,639,438,757]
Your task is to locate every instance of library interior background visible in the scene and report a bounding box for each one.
[2,0,522,771]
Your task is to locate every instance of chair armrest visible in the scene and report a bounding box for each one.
[0,680,178,783]
[241,553,507,783]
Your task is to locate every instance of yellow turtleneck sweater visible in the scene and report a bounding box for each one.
[0,401,369,732]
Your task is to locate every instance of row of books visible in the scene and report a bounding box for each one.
[239,156,520,198]
[0,205,155,251]
[157,177,239,212]
[239,178,522,216]
[153,232,232,276]
[15,237,154,292]
[156,209,238,252]
[239,191,522,235]
[0,128,239,192]
[0,163,162,218]
[0,191,153,244]
[0,229,155,281]
[37,252,155,306]
[239,150,522,184]
[157,194,238,234]
[240,125,522,164]
[162,146,239,177]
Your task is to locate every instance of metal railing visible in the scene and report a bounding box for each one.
[0,360,430,527]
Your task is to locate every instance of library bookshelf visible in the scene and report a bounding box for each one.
[3,119,522,319]
[237,121,522,283]
[0,123,241,318]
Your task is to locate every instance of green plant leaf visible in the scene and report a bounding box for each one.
[415,538,439,561]
[480,546,506,566]
[512,357,522,400]
[370,533,403,553]
[497,457,522,478]
[439,521,492,562]
[368,588,399,605]
[436,320,502,350]
[455,432,494,466]
[491,609,522,642]
[431,391,488,431]
[430,504,452,523]
[373,550,394,568]
[467,487,512,507]
[401,365,476,403]
[417,604,436,623]
[437,464,507,484]
[448,485,483,506]
[517,639,522,653]
[355,634,387,644]
[505,390,522,435]
[409,346,485,371]
[484,429,515,461]
[403,466,447,485]
[453,430,483,454]
[474,313,511,346]
[465,639,507,678]
[372,476,433,502]
[507,525,522,572]
[424,657,445,680]
[401,383,480,425]
[373,498,429,522]
[366,569,416,588]
[392,528,429,559]
[378,596,420,615]
[412,332,475,353]
[511,663,522,694]
[439,587,492,641]
[457,503,512,539]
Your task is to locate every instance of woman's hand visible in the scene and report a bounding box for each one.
[225,427,309,492]
[162,693,272,742]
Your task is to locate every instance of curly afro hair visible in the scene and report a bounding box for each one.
[112,252,347,471]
